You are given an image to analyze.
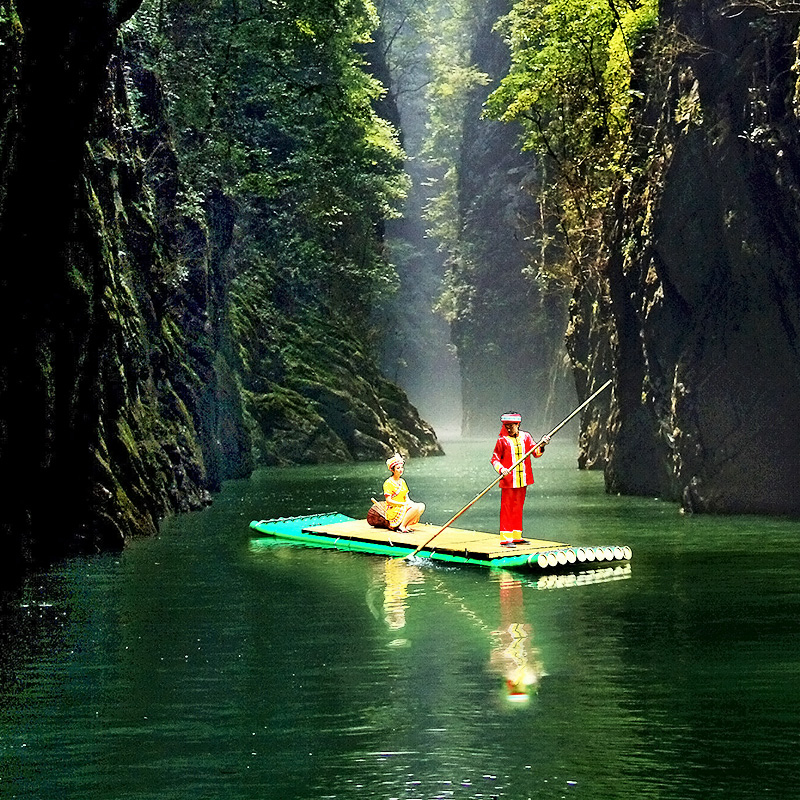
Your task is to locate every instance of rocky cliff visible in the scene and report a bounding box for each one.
[0,1,441,582]
[0,0,192,576]
[570,0,800,513]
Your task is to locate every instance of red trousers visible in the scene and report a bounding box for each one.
[500,486,527,536]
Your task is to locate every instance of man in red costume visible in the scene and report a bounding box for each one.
[490,412,549,546]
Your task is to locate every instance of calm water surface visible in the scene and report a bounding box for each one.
[1,439,799,799]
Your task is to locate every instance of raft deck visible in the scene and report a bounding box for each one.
[249,513,632,572]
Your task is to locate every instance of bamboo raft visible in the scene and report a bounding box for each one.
[249,513,632,573]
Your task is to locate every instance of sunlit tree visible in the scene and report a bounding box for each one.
[485,0,657,275]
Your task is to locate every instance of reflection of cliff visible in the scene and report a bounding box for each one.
[570,0,800,514]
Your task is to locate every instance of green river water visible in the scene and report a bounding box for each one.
[1,439,799,799]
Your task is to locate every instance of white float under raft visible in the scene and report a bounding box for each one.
[249,513,632,573]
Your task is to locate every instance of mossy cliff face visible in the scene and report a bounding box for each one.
[0,0,223,575]
[232,284,442,466]
[0,1,441,579]
[570,0,800,513]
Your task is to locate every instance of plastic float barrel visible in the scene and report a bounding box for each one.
[532,544,633,569]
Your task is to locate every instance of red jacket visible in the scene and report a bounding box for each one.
[491,430,544,489]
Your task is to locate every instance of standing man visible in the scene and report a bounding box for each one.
[490,412,549,546]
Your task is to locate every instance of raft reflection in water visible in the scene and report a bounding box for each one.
[368,559,546,703]
[366,558,632,703]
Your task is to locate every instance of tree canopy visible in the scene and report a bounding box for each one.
[125,0,408,317]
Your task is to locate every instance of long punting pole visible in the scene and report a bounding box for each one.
[402,379,613,560]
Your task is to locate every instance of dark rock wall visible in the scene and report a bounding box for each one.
[573,0,800,513]
[0,1,227,576]
[233,298,442,466]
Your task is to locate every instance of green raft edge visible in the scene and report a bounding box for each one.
[248,514,538,570]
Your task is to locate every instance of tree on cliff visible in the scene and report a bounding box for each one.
[124,0,445,468]
[127,0,407,317]
[379,0,577,435]
[484,0,658,280]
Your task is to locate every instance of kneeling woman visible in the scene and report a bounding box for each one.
[383,453,425,532]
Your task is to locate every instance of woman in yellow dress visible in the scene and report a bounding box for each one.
[383,453,425,532]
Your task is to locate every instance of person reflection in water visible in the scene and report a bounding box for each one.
[490,572,544,702]
[381,558,423,631]
[383,453,425,533]
[490,412,549,546]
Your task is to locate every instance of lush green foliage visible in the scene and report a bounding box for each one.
[124,0,408,316]
[485,0,657,275]
[375,0,489,329]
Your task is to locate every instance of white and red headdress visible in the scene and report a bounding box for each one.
[500,412,522,436]
[386,453,405,471]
